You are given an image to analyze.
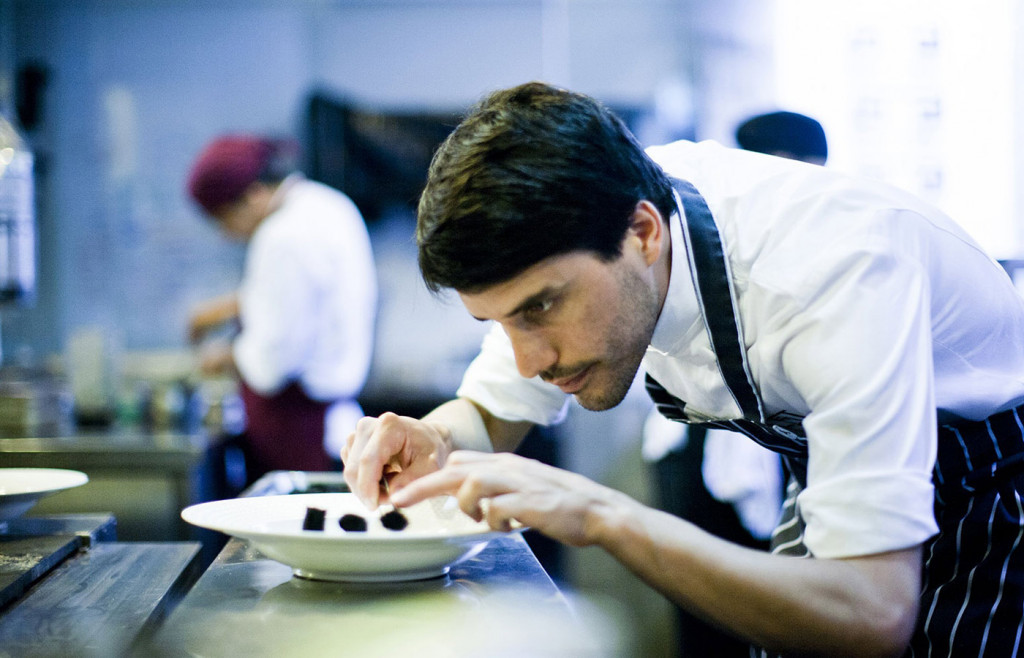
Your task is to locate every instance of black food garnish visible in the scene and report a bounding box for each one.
[380,508,409,531]
[339,513,368,532]
[302,507,326,531]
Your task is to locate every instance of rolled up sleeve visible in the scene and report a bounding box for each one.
[456,324,570,426]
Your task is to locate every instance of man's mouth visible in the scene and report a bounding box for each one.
[545,365,592,394]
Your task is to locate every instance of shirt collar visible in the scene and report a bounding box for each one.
[267,173,305,214]
[648,189,702,356]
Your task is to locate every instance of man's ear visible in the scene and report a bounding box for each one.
[628,200,666,266]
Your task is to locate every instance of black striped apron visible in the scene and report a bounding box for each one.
[645,178,1024,657]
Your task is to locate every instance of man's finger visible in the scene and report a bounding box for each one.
[445,449,499,464]
[389,465,474,507]
[342,419,378,503]
[386,457,441,494]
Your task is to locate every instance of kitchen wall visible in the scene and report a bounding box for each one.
[0,0,774,366]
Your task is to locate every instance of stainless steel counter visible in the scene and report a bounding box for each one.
[145,532,619,657]
[0,472,623,657]
[0,429,210,469]
[0,514,202,658]
[152,471,620,655]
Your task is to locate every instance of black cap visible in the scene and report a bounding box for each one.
[735,111,827,163]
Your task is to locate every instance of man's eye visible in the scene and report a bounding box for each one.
[526,298,553,317]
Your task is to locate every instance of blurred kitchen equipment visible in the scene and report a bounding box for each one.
[118,348,242,435]
[66,327,119,427]
[0,363,73,437]
[0,91,36,307]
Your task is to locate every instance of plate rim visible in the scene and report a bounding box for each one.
[180,492,519,544]
[0,467,90,498]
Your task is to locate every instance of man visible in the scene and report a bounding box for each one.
[187,135,376,481]
[343,83,1024,656]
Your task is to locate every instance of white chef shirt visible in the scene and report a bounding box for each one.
[234,176,377,458]
[457,139,1024,559]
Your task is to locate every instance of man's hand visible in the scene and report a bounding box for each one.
[341,412,453,509]
[188,293,240,344]
[389,450,621,546]
[341,399,531,509]
[198,340,236,377]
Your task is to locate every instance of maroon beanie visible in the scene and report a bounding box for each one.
[187,135,274,214]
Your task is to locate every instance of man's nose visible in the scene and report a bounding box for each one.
[507,328,558,380]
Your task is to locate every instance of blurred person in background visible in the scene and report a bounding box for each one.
[186,135,377,483]
[641,108,829,656]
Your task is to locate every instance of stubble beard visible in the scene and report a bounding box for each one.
[572,265,659,412]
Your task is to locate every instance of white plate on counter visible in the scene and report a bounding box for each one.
[0,468,90,521]
[181,493,517,582]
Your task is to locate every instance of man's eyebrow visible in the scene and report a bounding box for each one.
[469,286,558,322]
[503,287,557,320]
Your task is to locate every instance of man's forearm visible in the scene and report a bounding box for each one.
[190,293,241,342]
[421,399,493,454]
[422,398,533,454]
[589,493,920,657]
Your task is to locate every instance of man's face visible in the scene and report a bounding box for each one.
[459,247,660,411]
[212,199,262,240]
[212,184,272,240]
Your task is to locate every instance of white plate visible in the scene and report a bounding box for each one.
[181,493,516,582]
[0,468,89,521]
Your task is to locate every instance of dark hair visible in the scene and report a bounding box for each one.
[416,82,675,294]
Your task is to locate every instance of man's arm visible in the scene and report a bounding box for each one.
[391,451,921,657]
[597,492,921,657]
[423,398,533,454]
[187,293,240,344]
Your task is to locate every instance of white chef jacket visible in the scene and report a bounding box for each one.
[234,175,377,458]
[457,139,1024,559]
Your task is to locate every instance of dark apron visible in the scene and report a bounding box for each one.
[239,380,333,480]
[645,178,1024,657]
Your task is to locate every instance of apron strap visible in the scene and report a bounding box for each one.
[672,178,764,422]
[658,179,811,562]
